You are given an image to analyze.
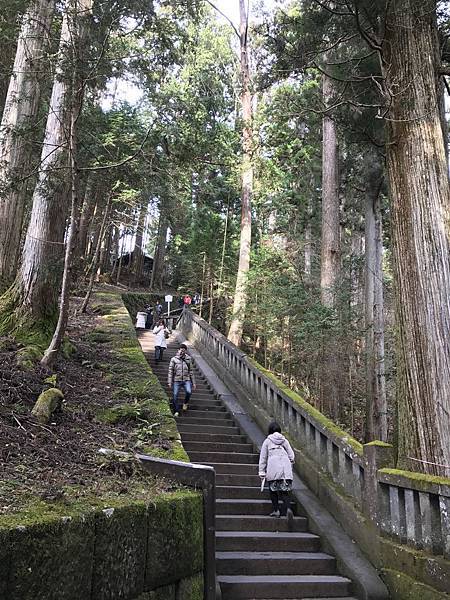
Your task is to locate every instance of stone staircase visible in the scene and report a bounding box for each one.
[141,333,357,600]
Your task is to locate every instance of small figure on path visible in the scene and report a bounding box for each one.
[167,343,196,417]
[183,294,192,307]
[152,318,169,363]
[155,300,163,317]
[258,421,295,526]
[145,305,153,329]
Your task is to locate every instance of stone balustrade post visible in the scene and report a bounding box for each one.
[363,442,394,526]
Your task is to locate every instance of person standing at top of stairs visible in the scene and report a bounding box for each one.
[259,421,295,527]
[168,343,196,417]
[152,318,170,364]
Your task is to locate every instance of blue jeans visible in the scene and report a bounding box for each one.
[172,380,192,412]
[155,346,164,362]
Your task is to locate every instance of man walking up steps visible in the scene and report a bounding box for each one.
[168,343,196,417]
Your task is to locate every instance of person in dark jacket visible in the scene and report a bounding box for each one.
[145,306,153,329]
[167,344,196,417]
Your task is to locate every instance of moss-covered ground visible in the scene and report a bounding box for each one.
[0,287,188,527]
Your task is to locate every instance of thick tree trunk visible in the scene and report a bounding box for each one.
[319,73,341,419]
[0,0,55,290]
[364,163,387,442]
[228,0,253,347]
[382,1,450,475]
[8,9,72,330]
[320,75,340,306]
[41,0,93,364]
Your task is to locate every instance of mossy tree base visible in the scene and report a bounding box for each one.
[0,281,57,358]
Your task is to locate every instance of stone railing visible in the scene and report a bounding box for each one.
[179,309,450,560]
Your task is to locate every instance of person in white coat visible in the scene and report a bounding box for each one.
[258,421,295,523]
[152,319,169,363]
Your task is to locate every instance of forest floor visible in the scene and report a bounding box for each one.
[0,296,174,522]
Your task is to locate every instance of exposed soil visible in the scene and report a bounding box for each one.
[0,298,172,519]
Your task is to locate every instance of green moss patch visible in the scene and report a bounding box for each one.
[145,491,203,590]
[91,291,187,461]
[382,568,449,599]
[91,502,148,600]
[4,513,95,600]
[379,468,450,491]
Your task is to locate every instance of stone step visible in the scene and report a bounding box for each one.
[216,515,308,532]
[188,404,226,412]
[216,486,264,499]
[216,531,321,553]
[177,423,241,435]
[218,575,351,599]
[182,409,229,419]
[216,551,336,575]
[181,432,248,444]
[216,474,262,486]
[184,442,254,454]
[177,415,234,426]
[190,451,259,464]
[216,499,296,516]
[203,463,257,475]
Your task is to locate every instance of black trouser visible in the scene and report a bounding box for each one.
[270,490,290,516]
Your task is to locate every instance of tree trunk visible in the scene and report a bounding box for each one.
[320,74,340,306]
[77,177,96,260]
[0,0,55,291]
[382,1,450,475]
[227,0,253,347]
[132,203,146,284]
[150,209,168,291]
[41,0,93,364]
[81,193,111,313]
[364,161,387,442]
[304,198,313,282]
[319,73,341,419]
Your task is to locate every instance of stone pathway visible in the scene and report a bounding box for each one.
[138,329,357,600]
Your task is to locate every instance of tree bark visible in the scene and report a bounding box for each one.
[228,0,253,347]
[0,0,55,291]
[304,198,313,282]
[382,1,450,475]
[132,202,146,284]
[364,161,387,442]
[320,74,340,306]
[150,209,168,291]
[77,176,96,260]
[319,73,341,419]
[41,0,93,364]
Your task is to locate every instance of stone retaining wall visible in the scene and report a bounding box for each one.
[1,491,203,600]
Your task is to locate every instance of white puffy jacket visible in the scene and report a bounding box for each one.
[258,432,295,481]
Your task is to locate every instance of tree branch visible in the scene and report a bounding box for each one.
[203,0,240,37]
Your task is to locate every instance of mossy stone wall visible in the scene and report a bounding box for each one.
[91,291,187,462]
[1,492,203,600]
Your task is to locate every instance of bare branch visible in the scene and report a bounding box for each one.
[204,0,240,37]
